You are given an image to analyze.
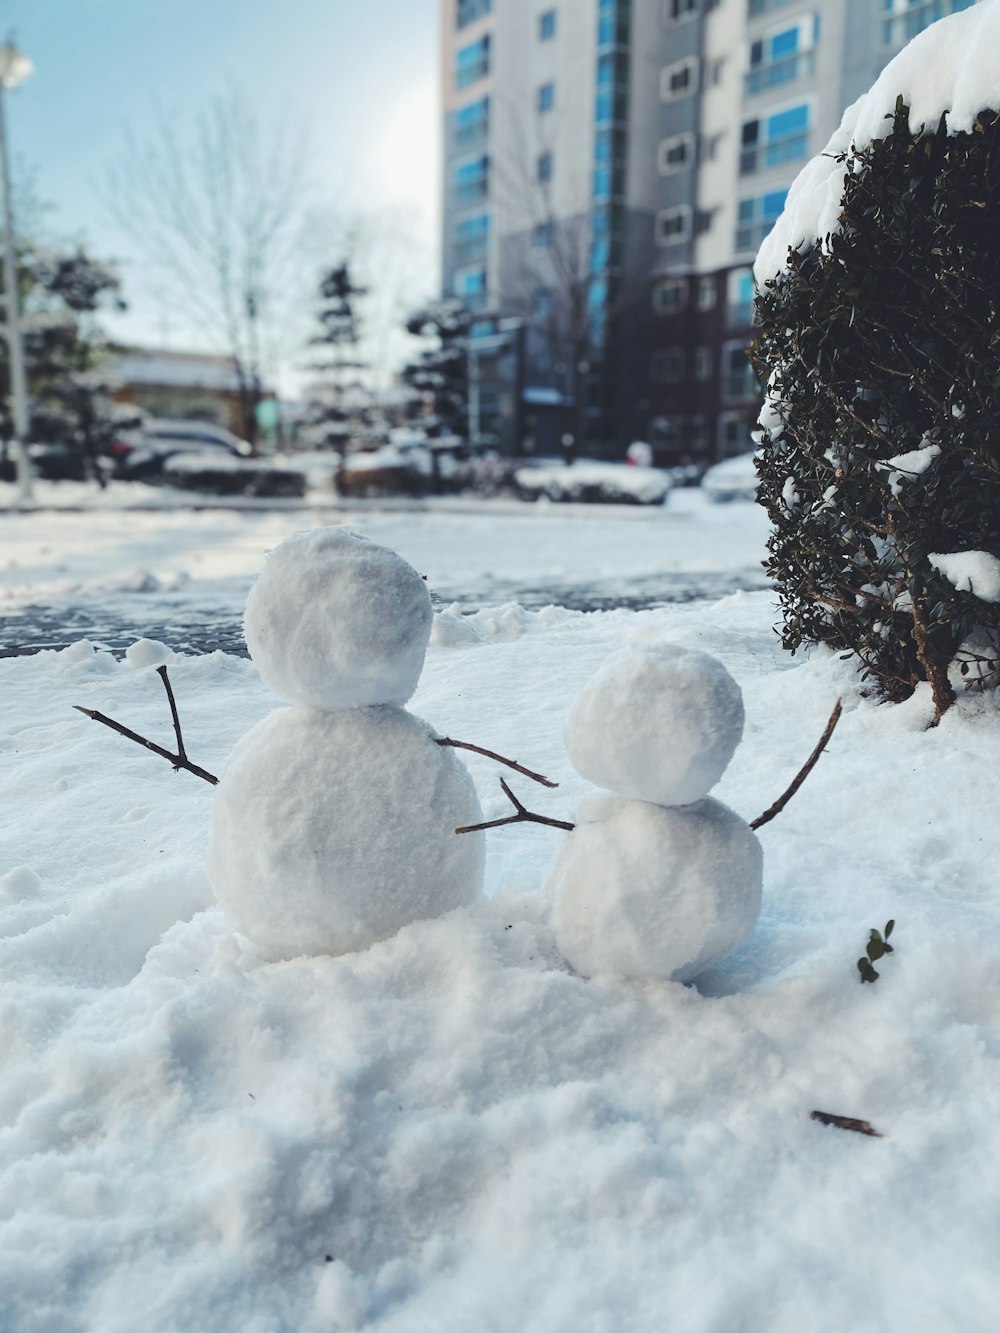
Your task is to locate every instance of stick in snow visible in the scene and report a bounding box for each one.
[810,1109,883,1138]
[435,737,558,788]
[455,776,575,835]
[74,665,219,786]
[750,699,843,831]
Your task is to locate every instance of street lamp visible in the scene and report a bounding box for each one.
[0,40,33,502]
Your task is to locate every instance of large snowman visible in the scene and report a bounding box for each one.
[546,640,762,983]
[208,528,485,961]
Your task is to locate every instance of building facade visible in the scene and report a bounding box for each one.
[440,0,977,463]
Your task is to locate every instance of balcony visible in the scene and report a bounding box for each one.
[745,48,815,95]
[883,0,973,47]
[739,130,809,174]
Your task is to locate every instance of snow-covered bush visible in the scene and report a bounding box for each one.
[514,461,670,506]
[163,453,306,499]
[752,6,1000,719]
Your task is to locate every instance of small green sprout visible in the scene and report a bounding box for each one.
[857,919,895,984]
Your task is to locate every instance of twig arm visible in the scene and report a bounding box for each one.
[73,706,219,786]
[157,665,188,761]
[436,737,558,788]
[456,775,575,835]
[750,699,843,831]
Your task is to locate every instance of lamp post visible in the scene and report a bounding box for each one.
[0,40,32,502]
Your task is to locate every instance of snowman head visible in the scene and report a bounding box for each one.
[564,641,744,807]
[243,528,433,711]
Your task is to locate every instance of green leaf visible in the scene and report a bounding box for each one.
[884,919,895,938]
[858,957,880,984]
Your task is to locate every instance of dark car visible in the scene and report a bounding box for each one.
[111,419,253,478]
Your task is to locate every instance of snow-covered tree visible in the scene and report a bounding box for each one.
[302,261,375,459]
[401,300,473,443]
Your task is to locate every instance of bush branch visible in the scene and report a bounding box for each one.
[456,776,575,835]
[750,699,843,830]
[810,1109,883,1138]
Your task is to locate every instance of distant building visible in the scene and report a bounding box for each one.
[440,0,977,464]
[107,347,256,438]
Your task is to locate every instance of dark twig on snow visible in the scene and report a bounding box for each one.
[73,667,219,786]
[750,699,843,831]
[157,664,188,762]
[436,737,558,788]
[455,776,575,835]
[810,1109,883,1138]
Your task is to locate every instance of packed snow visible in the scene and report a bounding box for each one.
[2,496,1000,1329]
[755,2,1000,281]
[243,528,433,711]
[564,641,745,806]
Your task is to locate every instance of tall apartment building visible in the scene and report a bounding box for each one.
[440,0,976,463]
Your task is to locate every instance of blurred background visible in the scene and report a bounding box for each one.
[0,0,976,495]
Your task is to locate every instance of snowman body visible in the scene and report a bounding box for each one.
[547,642,762,983]
[208,529,485,961]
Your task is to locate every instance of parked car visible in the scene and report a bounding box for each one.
[110,419,253,478]
[701,452,759,503]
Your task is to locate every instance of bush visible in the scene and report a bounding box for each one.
[514,461,670,506]
[163,454,306,499]
[752,100,1000,719]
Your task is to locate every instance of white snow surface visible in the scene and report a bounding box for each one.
[124,637,173,670]
[755,2,1000,281]
[208,704,485,961]
[243,528,433,710]
[564,641,745,806]
[549,793,762,983]
[929,549,1000,602]
[3,498,1000,1329]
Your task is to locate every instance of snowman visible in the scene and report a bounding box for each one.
[545,640,762,983]
[207,528,486,962]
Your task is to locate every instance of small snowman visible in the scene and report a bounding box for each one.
[207,528,485,961]
[545,640,762,983]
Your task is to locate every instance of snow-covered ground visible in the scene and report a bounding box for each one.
[2,492,999,1331]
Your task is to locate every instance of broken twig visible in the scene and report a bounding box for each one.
[74,665,219,786]
[750,699,843,831]
[456,776,575,835]
[810,1109,883,1138]
[436,737,558,788]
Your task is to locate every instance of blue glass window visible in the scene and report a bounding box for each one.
[457,0,492,27]
[456,35,491,89]
[454,96,490,146]
[537,151,554,182]
[532,222,553,248]
[539,9,557,39]
[455,155,490,204]
[537,82,556,112]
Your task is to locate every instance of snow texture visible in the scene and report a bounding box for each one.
[124,637,173,670]
[755,2,1000,282]
[548,793,763,982]
[243,528,433,710]
[208,705,485,960]
[515,461,670,505]
[564,641,745,806]
[878,442,941,497]
[929,550,1000,603]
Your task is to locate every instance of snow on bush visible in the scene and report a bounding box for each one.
[163,452,307,498]
[752,3,1000,719]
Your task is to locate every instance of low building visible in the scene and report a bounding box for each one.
[108,346,255,438]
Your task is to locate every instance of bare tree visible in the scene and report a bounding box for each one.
[105,96,309,449]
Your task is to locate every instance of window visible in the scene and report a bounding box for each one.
[728,267,756,326]
[456,265,488,310]
[736,189,787,251]
[537,81,556,112]
[456,34,491,89]
[652,347,685,383]
[661,57,699,101]
[718,412,756,457]
[706,57,726,87]
[665,0,699,18]
[746,19,817,94]
[454,96,490,147]
[697,275,717,310]
[453,213,490,266]
[694,347,713,380]
[532,221,553,249]
[454,155,490,205]
[695,209,716,236]
[722,343,758,402]
[457,0,492,27]
[532,289,554,319]
[537,151,554,182]
[653,278,687,314]
[656,206,692,246]
[689,414,709,450]
[740,102,810,172]
[539,8,557,39]
[657,133,695,175]
[882,0,974,48]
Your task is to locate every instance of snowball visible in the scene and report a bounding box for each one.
[929,551,1000,603]
[564,643,744,806]
[548,794,762,983]
[208,705,484,960]
[243,529,433,710]
[756,3,1000,282]
[125,638,173,670]
[0,865,41,901]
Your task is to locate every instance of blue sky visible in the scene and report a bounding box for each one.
[3,0,440,366]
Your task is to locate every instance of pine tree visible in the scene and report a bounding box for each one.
[303,262,373,464]
[401,300,473,443]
